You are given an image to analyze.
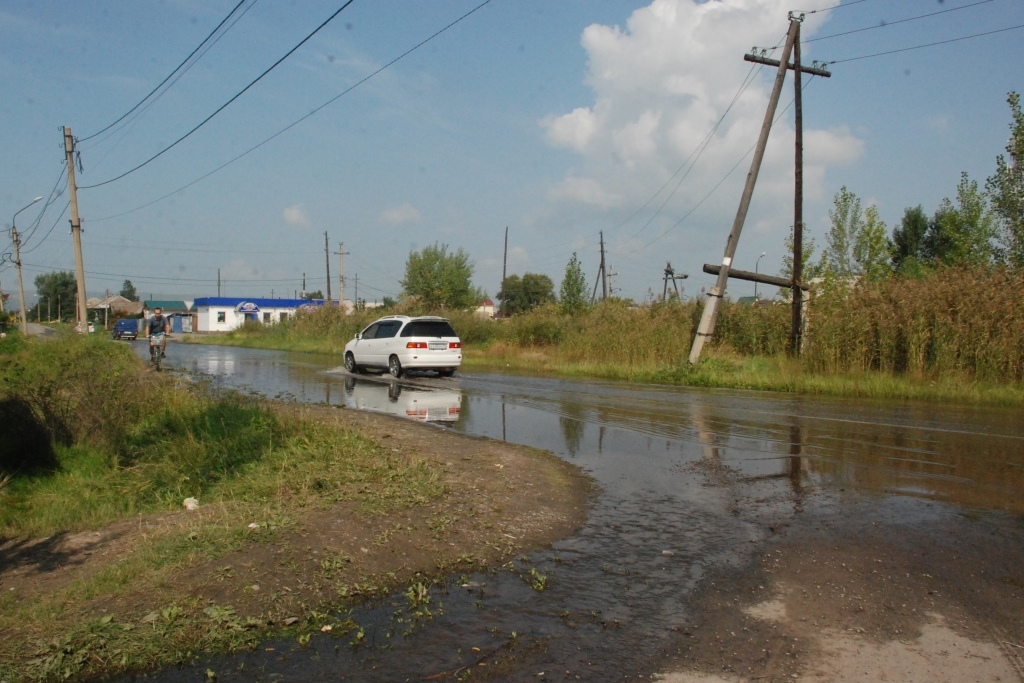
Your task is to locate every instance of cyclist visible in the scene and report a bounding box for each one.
[147,307,171,363]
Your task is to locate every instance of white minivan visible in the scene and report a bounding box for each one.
[343,315,462,378]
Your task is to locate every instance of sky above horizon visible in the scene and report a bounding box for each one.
[2,0,1022,308]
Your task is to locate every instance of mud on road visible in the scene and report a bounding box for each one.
[656,489,1024,683]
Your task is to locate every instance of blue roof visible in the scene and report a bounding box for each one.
[192,297,327,310]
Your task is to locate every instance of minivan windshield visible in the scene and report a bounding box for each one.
[401,320,457,338]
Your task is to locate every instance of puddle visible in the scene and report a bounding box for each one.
[124,343,1024,681]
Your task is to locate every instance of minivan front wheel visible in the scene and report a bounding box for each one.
[388,355,404,378]
[345,352,363,374]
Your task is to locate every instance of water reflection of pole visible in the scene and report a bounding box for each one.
[502,401,506,442]
[693,401,721,463]
[789,422,802,493]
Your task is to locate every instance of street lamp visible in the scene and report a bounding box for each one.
[12,197,43,335]
[754,251,767,301]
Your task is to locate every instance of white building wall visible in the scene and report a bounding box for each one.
[194,305,299,332]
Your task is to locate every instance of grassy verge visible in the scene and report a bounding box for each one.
[464,346,1024,406]
[0,336,446,680]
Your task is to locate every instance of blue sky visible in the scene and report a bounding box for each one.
[1,0,1022,308]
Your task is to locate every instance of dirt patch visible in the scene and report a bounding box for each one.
[0,402,593,662]
[654,504,1024,682]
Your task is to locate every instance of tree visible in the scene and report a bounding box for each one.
[559,252,589,315]
[498,273,555,316]
[779,228,821,299]
[119,279,139,302]
[853,205,894,283]
[820,186,863,280]
[302,290,323,300]
[891,205,929,273]
[924,172,998,268]
[986,91,1024,267]
[34,271,77,322]
[401,242,481,310]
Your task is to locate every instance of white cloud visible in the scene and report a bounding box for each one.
[548,176,622,209]
[540,0,859,245]
[378,203,422,226]
[282,204,311,230]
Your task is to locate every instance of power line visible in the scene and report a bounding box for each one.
[617,60,768,248]
[19,165,68,247]
[88,0,495,223]
[80,0,358,190]
[85,239,321,256]
[626,78,819,254]
[794,0,877,16]
[804,0,996,44]
[80,0,253,144]
[829,22,1024,63]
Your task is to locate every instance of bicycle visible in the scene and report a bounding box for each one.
[149,332,167,371]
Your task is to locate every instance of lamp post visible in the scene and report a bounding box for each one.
[754,251,767,301]
[12,196,43,335]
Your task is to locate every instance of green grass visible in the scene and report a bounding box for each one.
[0,335,450,681]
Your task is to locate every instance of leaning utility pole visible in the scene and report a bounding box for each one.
[688,16,800,364]
[599,231,607,301]
[324,231,332,303]
[64,127,89,334]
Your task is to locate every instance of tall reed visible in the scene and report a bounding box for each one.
[804,267,1024,382]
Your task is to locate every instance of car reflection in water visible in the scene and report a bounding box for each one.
[342,375,462,425]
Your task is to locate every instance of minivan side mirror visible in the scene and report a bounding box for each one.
[355,332,362,340]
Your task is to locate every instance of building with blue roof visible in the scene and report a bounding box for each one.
[192,297,328,332]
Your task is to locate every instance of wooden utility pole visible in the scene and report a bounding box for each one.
[64,127,89,333]
[501,226,508,316]
[791,23,805,355]
[689,15,830,364]
[324,231,332,303]
[662,262,688,300]
[11,226,27,334]
[217,268,221,296]
[591,231,609,304]
[335,242,349,309]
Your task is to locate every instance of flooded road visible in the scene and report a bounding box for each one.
[131,342,1024,681]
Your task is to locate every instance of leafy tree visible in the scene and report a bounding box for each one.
[34,271,76,322]
[302,290,323,300]
[891,205,929,273]
[498,273,555,316]
[559,252,589,315]
[820,186,863,280]
[119,279,139,301]
[986,91,1024,267]
[401,242,481,310]
[779,228,821,299]
[853,205,894,283]
[924,172,998,267]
